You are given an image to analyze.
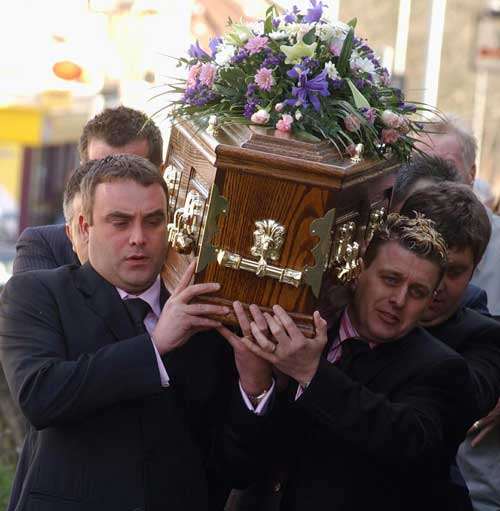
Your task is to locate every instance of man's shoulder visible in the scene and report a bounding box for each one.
[403,326,465,364]
[7,264,79,291]
[18,224,67,243]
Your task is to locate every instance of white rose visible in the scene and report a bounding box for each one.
[316,24,335,42]
[251,109,270,125]
[215,45,236,66]
[269,30,288,41]
[324,61,340,80]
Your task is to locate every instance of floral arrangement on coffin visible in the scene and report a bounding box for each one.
[164,1,432,160]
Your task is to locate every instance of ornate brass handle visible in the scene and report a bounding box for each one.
[217,249,302,287]
[167,190,204,254]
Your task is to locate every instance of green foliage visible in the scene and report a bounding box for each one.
[0,463,14,509]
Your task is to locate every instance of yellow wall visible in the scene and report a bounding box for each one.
[0,143,23,204]
[0,107,42,146]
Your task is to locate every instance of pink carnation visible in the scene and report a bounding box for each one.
[344,114,361,132]
[381,128,400,144]
[276,114,294,132]
[199,63,216,87]
[329,39,343,57]
[186,62,202,88]
[250,109,270,125]
[245,36,269,55]
[255,67,274,91]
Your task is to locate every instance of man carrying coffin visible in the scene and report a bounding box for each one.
[220,214,476,511]
[0,154,275,511]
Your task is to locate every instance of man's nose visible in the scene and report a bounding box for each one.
[390,286,407,308]
[129,222,146,245]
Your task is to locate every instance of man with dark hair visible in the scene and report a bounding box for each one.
[0,154,274,511]
[79,106,164,168]
[400,182,500,510]
[392,155,464,211]
[13,106,164,274]
[411,116,500,316]
[222,214,476,511]
[393,155,489,314]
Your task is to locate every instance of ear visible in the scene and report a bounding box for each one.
[468,163,477,185]
[80,213,90,243]
[65,223,72,242]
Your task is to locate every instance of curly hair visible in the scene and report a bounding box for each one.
[364,213,448,280]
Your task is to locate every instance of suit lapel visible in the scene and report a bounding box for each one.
[73,263,135,341]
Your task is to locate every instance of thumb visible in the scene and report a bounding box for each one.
[313,311,328,344]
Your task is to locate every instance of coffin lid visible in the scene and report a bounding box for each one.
[171,120,399,190]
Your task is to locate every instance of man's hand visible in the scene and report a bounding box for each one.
[236,305,328,386]
[469,398,500,447]
[217,302,273,398]
[152,262,230,355]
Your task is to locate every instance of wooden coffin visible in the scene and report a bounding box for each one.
[163,121,398,336]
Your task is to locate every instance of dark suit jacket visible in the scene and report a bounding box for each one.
[13,224,79,274]
[461,284,490,316]
[427,307,500,418]
[0,264,272,511]
[266,327,476,511]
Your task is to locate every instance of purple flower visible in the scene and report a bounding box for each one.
[272,18,281,29]
[188,40,209,60]
[231,48,249,64]
[361,107,376,124]
[283,5,299,23]
[255,67,275,91]
[303,0,324,23]
[402,103,417,113]
[209,37,222,58]
[244,99,259,118]
[182,82,218,106]
[245,36,269,55]
[246,83,257,96]
[263,52,284,68]
[288,69,330,112]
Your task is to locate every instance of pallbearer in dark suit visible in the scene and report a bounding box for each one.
[0,155,275,511]
[400,182,500,510]
[13,105,165,274]
[222,214,476,511]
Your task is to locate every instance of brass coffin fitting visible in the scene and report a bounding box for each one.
[331,220,361,283]
[164,165,182,210]
[217,249,302,287]
[167,190,204,254]
[216,219,302,287]
[365,206,386,242]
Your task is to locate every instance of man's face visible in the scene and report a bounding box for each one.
[87,138,150,162]
[65,193,88,264]
[352,241,440,342]
[420,246,474,327]
[83,179,167,294]
[414,133,474,184]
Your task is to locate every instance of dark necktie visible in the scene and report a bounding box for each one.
[337,338,372,372]
[124,298,152,335]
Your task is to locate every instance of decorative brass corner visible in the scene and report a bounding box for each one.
[330,219,361,284]
[365,206,386,243]
[303,208,336,298]
[196,184,228,272]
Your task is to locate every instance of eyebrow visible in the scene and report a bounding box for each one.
[105,209,166,221]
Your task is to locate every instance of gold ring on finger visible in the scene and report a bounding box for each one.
[472,421,481,433]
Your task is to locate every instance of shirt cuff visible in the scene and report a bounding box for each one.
[151,337,170,387]
[239,380,275,415]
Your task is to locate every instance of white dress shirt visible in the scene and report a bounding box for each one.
[117,277,274,414]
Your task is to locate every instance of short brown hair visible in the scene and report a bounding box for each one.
[400,182,491,267]
[62,162,95,222]
[79,106,163,167]
[80,154,169,224]
[364,213,448,282]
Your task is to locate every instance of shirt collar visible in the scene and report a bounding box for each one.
[341,306,378,349]
[116,276,161,317]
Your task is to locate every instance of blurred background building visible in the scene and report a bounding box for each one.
[0,0,499,282]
